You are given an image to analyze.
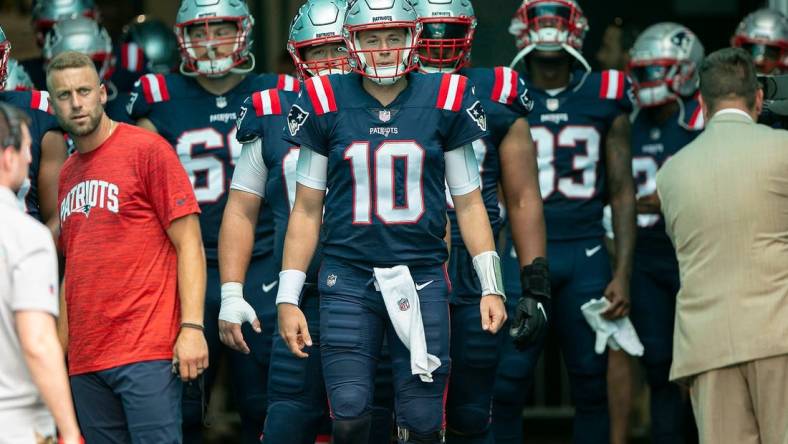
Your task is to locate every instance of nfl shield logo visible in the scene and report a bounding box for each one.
[546,98,560,111]
[216,96,228,109]
[379,109,391,122]
[327,274,337,287]
[398,297,410,311]
[650,128,661,141]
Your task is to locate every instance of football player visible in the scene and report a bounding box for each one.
[126,0,298,442]
[0,26,68,233]
[411,1,547,443]
[42,17,133,124]
[23,0,100,90]
[218,1,349,443]
[498,1,636,443]
[2,60,35,91]
[276,0,506,442]
[114,16,180,93]
[731,8,787,75]
[625,22,704,443]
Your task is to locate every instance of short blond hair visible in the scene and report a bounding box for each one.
[46,51,99,92]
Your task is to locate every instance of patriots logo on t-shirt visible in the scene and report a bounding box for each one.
[466,100,487,131]
[288,105,310,137]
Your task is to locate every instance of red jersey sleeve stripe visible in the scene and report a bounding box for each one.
[600,70,624,100]
[304,77,325,115]
[277,74,299,92]
[437,74,467,111]
[121,43,144,72]
[452,75,468,111]
[156,74,170,101]
[319,76,337,113]
[688,105,704,129]
[268,89,282,115]
[305,76,337,115]
[252,91,264,116]
[492,67,517,104]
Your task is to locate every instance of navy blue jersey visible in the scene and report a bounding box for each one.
[631,96,703,250]
[448,67,533,244]
[284,72,488,267]
[525,69,632,241]
[111,43,150,93]
[104,85,135,124]
[19,57,46,91]
[234,87,324,282]
[127,72,299,260]
[0,90,61,221]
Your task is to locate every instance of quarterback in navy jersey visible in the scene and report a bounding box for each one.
[499,1,637,443]
[0,28,68,229]
[277,1,506,443]
[413,1,547,443]
[217,1,355,443]
[126,1,297,442]
[624,23,705,444]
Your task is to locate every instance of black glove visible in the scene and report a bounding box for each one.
[510,257,551,350]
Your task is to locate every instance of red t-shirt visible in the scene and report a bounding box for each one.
[58,123,200,375]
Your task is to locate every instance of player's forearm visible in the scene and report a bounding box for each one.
[453,190,496,256]
[39,131,68,225]
[281,208,321,272]
[218,193,259,284]
[610,192,636,279]
[176,237,206,325]
[506,190,546,267]
[18,313,80,439]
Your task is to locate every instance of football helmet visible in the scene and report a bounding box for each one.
[627,22,704,108]
[288,0,350,78]
[343,0,422,85]
[508,0,590,71]
[31,0,99,47]
[4,60,34,91]
[412,0,476,73]
[731,8,787,74]
[122,15,179,74]
[174,0,255,77]
[0,27,10,90]
[42,16,114,81]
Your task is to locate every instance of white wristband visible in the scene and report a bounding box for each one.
[472,251,506,301]
[276,269,307,306]
[221,282,244,299]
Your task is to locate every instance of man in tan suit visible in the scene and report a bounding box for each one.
[656,47,788,444]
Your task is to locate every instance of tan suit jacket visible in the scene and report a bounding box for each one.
[656,111,788,381]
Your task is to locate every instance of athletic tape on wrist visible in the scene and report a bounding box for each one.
[472,251,506,301]
[276,269,306,306]
[220,282,244,300]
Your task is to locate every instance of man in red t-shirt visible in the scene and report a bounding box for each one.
[48,51,208,442]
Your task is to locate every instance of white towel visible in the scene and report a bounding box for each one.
[580,297,644,357]
[373,265,442,383]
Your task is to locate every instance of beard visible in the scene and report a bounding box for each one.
[58,106,103,137]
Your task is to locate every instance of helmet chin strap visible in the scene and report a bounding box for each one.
[509,43,591,73]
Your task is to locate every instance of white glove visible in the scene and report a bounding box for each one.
[581,297,644,356]
[219,282,259,326]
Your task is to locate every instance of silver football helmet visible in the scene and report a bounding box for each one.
[343,0,422,85]
[412,0,476,73]
[174,0,255,77]
[508,0,590,71]
[288,0,350,79]
[32,0,99,47]
[0,27,10,90]
[731,8,787,74]
[627,22,704,108]
[3,60,34,91]
[43,16,114,81]
[123,15,179,74]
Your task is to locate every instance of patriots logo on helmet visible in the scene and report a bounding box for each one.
[288,105,310,137]
[466,101,487,131]
[671,31,692,52]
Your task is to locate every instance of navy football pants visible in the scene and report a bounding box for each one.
[71,360,181,444]
[630,245,693,444]
[183,256,278,444]
[445,245,501,444]
[318,258,451,443]
[495,237,611,444]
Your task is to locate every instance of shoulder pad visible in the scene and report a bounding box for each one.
[276,74,301,92]
[251,89,284,116]
[491,67,519,105]
[30,90,52,114]
[139,73,170,104]
[120,43,145,73]
[599,70,626,100]
[304,76,337,115]
[436,73,469,112]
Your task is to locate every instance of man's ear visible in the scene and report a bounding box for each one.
[754,88,764,117]
[99,83,108,106]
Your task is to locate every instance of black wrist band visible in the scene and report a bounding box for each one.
[181,322,205,331]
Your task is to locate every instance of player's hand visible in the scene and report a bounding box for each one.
[510,257,551,350]
[278,303,312,359]
[603,276,630,320]
[480,294,507,334]
[173,327,209,381]
[218,286,261,354]
[636,192,661,214]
